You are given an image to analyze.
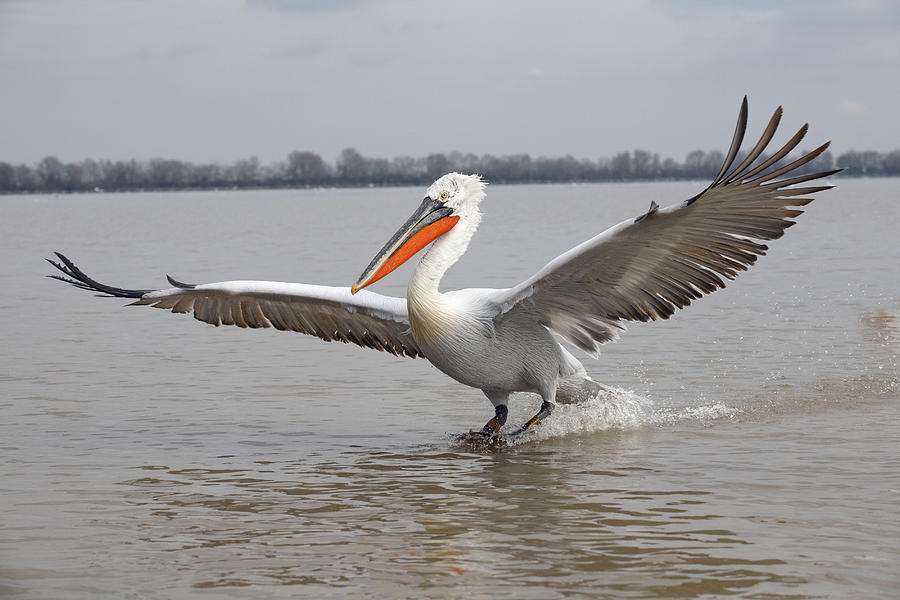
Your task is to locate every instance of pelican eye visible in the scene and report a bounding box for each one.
[439,190,450,201]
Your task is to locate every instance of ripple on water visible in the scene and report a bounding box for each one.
[103,438,828,598]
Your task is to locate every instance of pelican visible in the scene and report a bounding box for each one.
[47,98,837,440]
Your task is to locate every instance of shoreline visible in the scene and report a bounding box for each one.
[0,171,882,197]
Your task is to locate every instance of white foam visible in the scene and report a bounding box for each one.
[650,402,741,426]
[505,387,651,445]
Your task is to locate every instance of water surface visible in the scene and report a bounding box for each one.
[1,179,897,598]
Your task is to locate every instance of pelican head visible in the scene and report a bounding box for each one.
[351,173,485,294]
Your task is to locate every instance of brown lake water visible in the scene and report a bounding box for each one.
[1,179,898,598]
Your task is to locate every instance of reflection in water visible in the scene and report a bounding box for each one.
[860,309,897,346]
[124,443,803,597]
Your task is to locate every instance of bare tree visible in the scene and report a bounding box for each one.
[336,148,368,184]
[286,151,330,185]
[36,156,66,190]
[0,162,15,191]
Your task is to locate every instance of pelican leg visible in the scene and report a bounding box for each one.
[480,404,508,436]
[475,390,510,438]
[510,400,555,438]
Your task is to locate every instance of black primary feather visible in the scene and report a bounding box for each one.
[46,252,152,299]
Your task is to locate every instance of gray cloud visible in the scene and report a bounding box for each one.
[1,0,897,164]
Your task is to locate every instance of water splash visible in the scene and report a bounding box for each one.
[447,387,741,449]
[520,387,652,443]
[507,387,742,445]
[449,368,897,449]
[649,402,741,426]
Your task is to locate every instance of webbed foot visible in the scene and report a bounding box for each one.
[509,400,555,437]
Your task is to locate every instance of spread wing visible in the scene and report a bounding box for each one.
[46,253,421,357]
[489,97,839,354]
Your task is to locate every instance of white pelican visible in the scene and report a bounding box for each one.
[48,98,837,440]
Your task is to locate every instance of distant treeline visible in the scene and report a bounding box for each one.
[1,147,898,193]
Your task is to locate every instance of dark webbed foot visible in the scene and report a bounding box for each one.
[452,405,509,448]
[509,400,555,438]
[480,404,508,437]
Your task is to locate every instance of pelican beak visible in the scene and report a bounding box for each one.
[352,197,459,294]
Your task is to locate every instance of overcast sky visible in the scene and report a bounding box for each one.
[1,0,898,164]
